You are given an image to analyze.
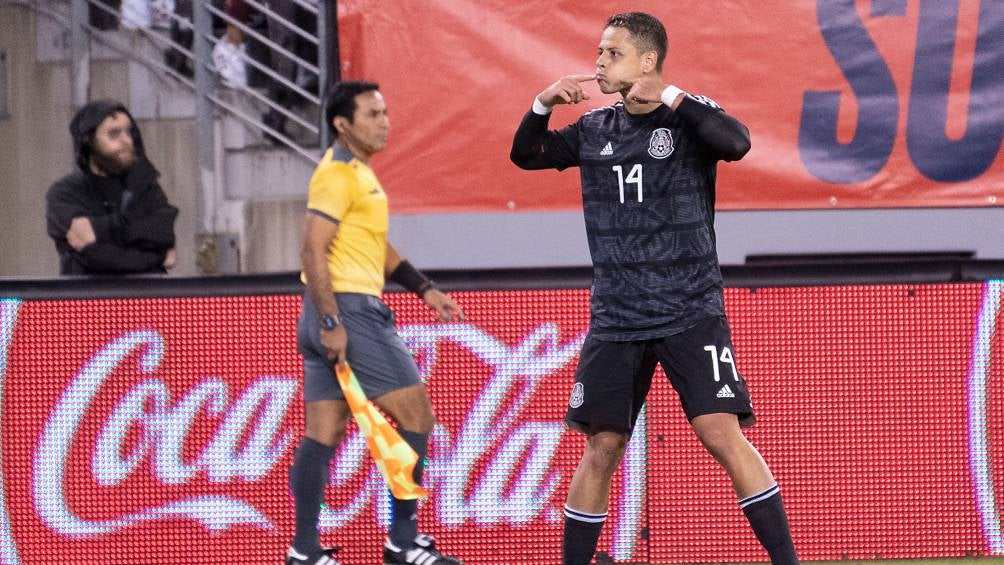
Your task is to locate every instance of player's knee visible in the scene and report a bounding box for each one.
[693,424,743,461]
[583,431,628,473]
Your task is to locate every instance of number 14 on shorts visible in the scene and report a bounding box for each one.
[704,344,739,382]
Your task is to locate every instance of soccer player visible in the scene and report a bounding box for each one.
[510,12,799,565]
[288,80,464,565]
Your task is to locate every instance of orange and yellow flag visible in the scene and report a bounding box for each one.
[334,363,428,500]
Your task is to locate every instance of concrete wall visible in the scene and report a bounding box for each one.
[0,4,70,277]
[389,207,1004,271]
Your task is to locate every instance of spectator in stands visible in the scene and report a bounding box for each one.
[212,0,253,87]
[164,0,193,77]
[165,0,253,81]
[90,0,121,30]
[46,100,179,275]
[261,0,318,142]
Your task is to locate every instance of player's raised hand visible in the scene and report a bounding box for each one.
[625,76,670,105]
[537,74,596,107]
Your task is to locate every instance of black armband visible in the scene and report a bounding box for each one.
[390,260,436,297]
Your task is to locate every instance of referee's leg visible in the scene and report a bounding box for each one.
[288,400,351,557]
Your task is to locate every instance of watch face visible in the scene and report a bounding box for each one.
[321,315,337,330]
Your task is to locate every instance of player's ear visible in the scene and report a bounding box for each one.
[641,50,657,74]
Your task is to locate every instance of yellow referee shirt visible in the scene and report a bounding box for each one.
[302,144,388,296]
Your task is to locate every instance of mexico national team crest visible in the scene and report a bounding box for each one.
[569,382,585,408]
[648,128,674,159]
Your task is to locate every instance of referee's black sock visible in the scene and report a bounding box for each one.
[740,483,799,565]
[289,437,335,555]
[563,505,607,565]
[389,431,428,549]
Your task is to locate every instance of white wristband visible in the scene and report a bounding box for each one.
[661,85,686,108]
[531,97,553,115]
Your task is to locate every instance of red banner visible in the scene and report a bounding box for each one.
[335,0,1003,212]
[1,283,1003,563]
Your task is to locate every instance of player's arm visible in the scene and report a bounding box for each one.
[627,79,751,162]
[386,242,464,322]
[672,94,751,162]
[510,75,593,170]
[300,210,347,365]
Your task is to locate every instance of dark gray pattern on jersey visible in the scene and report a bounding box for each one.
[558,101,725,340]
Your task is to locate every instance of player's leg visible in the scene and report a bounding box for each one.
[690,413,797,564]
[690,413,772,494]
[656,316,799,565]
[288,292,352,564]
[563,336,656,565]
[341,293,459,564]
[564,427,630,565]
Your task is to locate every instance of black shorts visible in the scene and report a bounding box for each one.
[566,315,755,434]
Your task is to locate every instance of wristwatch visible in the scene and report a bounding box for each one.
[320,313,341,331]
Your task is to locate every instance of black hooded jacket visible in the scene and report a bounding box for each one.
[45,100,179,275]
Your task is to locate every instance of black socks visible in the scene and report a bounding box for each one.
[740,483,799,565]
[289,437,336,555]
[389,430,429,549]
[562,505,607,565]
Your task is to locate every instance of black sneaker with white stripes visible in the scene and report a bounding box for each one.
[285,545,342,565]
[383,534,462,564]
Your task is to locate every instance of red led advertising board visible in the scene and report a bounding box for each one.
[0,283,1002,563]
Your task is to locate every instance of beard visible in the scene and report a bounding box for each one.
[90,147,135,175]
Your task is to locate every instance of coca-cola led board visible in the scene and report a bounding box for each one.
[0,284,1002,563]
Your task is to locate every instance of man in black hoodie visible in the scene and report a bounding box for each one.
[46,99,179,275]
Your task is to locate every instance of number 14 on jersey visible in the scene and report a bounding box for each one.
[612,164,643,203]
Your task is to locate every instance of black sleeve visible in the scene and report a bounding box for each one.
[45,178,124,244]
[46,179,166,273]
[674,96,751,162]
[510,109,581,170]
[71,243,166,273]
[121,180,178,249]
[89,213,123,243]
[45,179,87,242]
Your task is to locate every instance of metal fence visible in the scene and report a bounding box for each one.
[19,0,336,161]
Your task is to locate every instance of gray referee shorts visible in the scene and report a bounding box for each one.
[297,291,421,402]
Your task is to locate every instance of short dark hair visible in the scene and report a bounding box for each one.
[324,80,380,138]
[605,12,668,71]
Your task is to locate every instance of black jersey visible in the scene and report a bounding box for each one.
[512,95,751,340]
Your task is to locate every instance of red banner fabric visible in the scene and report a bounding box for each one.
[334,0,1002,212]
[1,283,1004,563]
